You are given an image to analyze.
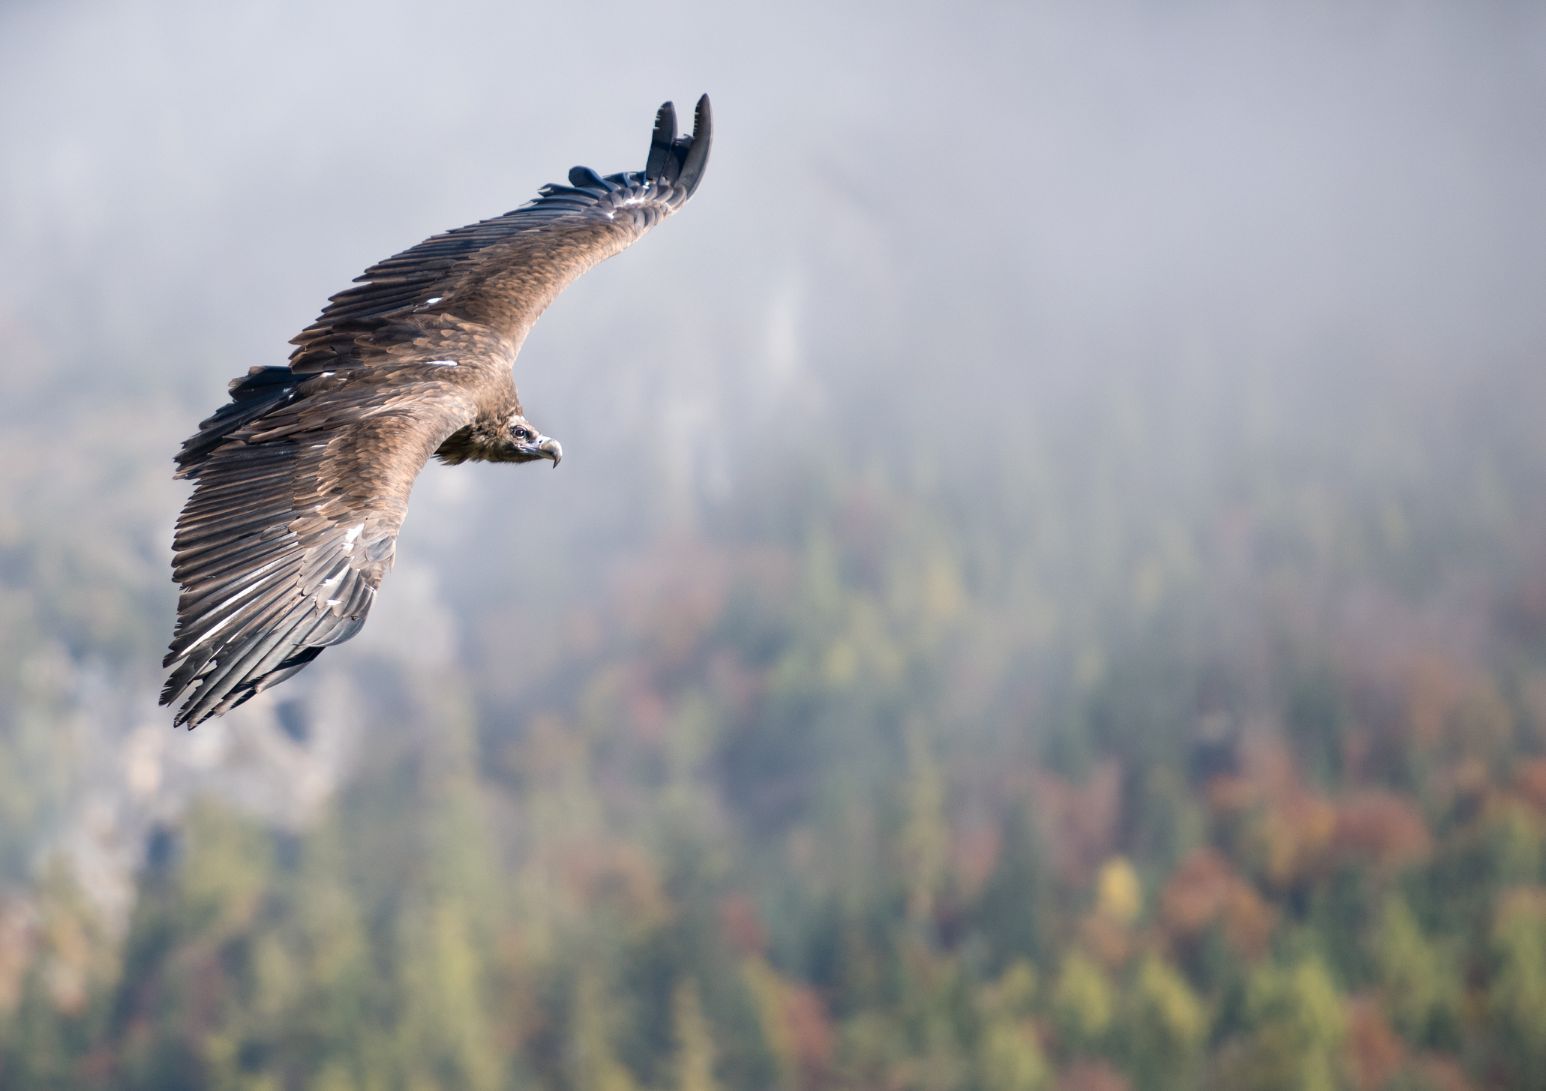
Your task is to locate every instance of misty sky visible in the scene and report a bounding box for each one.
[5,1,1542,401]
[2,0,1544,705]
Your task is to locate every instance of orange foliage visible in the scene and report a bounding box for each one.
[615,545,730,669]
[624,677,669,744]
[1345,997,1406,1091]
[1333,792,1433,875]
[1255,790,1338,890]
[1404,653,1469,752]
[1522,670,1546,742]
[0,896,35,1017]
[1494,886,1546,928]
[1161,849,1232,935]
[1079,857,1142,967]
[782,982,835,1080]
[557,839,668,925]
[1243,734,1305,801]
[613,545,793,672]
[1205,772,1257,816]
[1160,848,1275,958]
[1451,680,1513,756]
[1079,914,1133,969]
[1225,737,1340,889]
[1513,758,1546,813]
[951,821,1002,901]
[1029,761,1123,888]
[1410,1055,1478,1091]
[1348,646,1512,764]
[1055,1059,1132,1091]
[1433,756,1491,817]
[717,891,767,956]
[1221,881,1276,958]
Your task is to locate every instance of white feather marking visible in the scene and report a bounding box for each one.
[425,296,443,305]
[184,612,237,653]
[342,523,364,554]
[325,597,342,608]
[424,359,457,368]
[209,580,262,611]
[180,559,288,653]
[319,371,335,378]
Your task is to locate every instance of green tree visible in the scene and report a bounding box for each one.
[976,960,1049,1091]
[1216,955,1347,1091]
[670,979,720,1091]
[1051,949,1115,1054]
[1369,895,1453,1043]
[567,967,640,1091]
[390,707,504,1091]
[1487,894,1546,1081]
[1123,954,1206,1090]
[978,1020,1051,1091]
[901,726,948,928]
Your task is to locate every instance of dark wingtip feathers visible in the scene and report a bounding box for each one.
[644,94,711,199]
[679,94,711,197]
[646,100,677,180]
[568,165,615,191]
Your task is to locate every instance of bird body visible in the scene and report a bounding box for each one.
[163,96,711,728]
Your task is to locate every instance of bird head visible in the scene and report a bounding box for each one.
[506,414,562,467]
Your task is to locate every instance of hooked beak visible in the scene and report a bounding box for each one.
[536,436,562,467]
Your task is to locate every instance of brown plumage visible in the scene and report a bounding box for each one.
[162,95,712,728]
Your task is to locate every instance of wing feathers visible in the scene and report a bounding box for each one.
[646,100,677,179]
[287,95,711,362]
[678,95,712,196]
[178,598,314,726]
[163,369,474,727]
[166,96,712,726]
[567,166,617,191]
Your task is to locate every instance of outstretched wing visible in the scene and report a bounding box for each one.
[288,94,712,374]
[162,350,490,728]
[164,95,712,727]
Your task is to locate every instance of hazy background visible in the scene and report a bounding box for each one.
[3,1,1546,1088]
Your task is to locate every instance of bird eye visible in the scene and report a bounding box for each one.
[511,425,532,442]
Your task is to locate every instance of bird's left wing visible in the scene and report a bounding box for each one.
[161,354,487,728]
[286,95,712,373]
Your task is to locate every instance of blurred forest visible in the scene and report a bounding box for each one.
[3,2,1546,1089]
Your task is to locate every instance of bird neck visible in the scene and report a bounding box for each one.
[433,415,518,465]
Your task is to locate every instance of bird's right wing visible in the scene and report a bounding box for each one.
[162,355,486,728]
[287,95,712,375]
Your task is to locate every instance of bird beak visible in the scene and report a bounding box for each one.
[537,436,562,467]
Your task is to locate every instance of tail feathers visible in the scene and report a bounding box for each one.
[174,366,298,476]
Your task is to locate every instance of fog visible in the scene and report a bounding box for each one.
[6,3,1538,568]
[8,3,1541,414]
[3,2,1546,1085]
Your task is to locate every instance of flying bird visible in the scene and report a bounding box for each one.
[162,95,712,728]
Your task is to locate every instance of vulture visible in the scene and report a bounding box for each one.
[162,95,712,728]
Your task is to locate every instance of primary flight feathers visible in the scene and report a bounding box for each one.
[162,95,712,728]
